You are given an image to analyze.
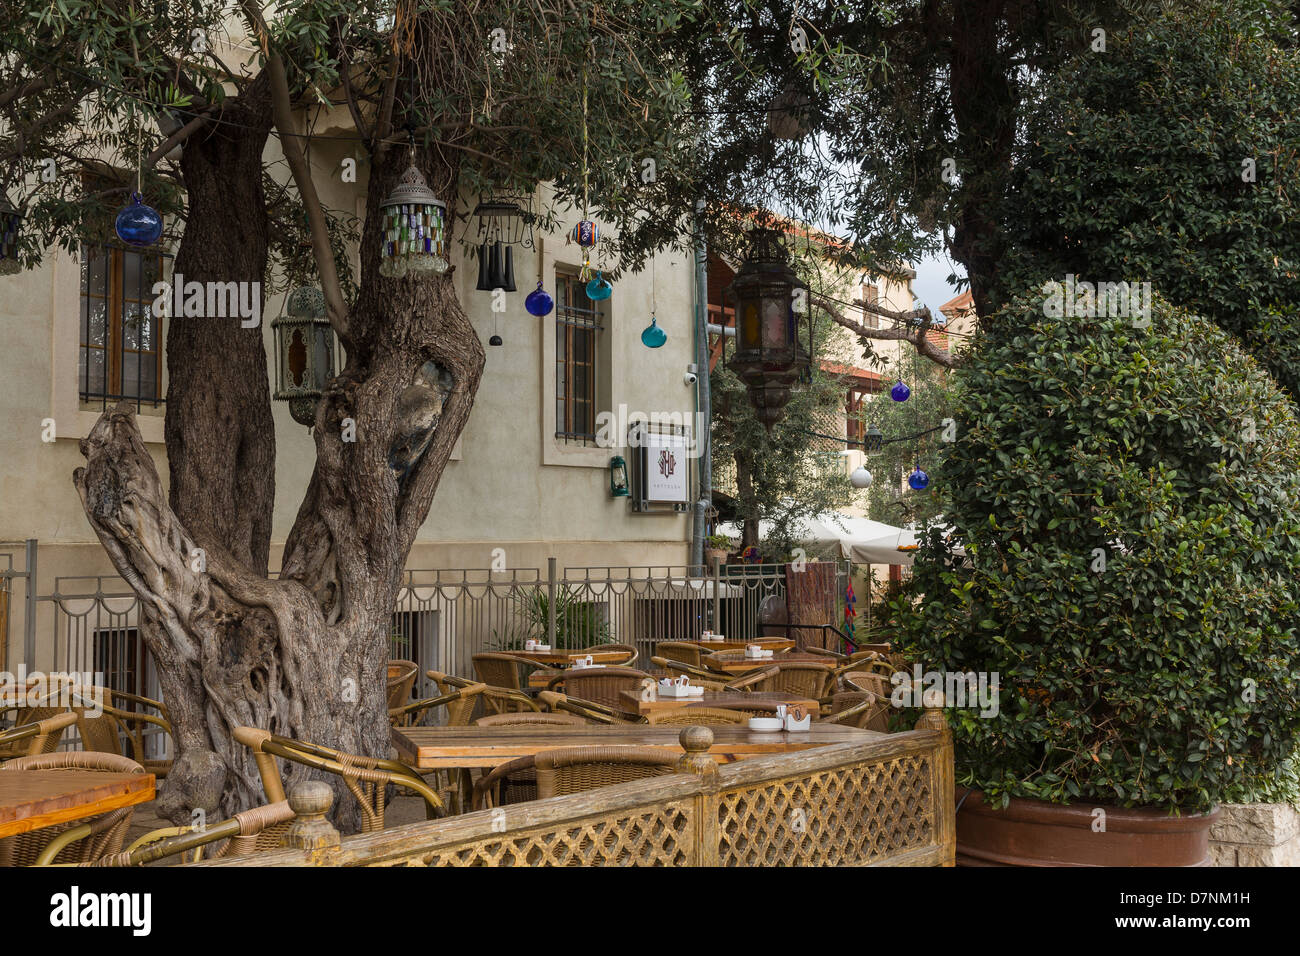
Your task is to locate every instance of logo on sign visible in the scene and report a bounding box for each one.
[658,449,676,478]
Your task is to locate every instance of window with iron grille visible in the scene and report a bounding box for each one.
[80,243,167,409]
[554,270,604,444]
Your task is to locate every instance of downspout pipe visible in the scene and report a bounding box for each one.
[691,200,711,572]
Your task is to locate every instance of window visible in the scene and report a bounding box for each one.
[80,243,167,408]
[93,626,166,759]
[861,283,881,329]
[391,611,439,700]
[846,386,871,448]
[554,270,604,444]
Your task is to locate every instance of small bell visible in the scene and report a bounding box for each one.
[489,334,503,347]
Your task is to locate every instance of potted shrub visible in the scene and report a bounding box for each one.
[704,534,733,566]
[897,292,1300,866]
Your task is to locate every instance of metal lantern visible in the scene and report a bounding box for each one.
[723,228,811,431]
[272,286,337,426]
[609,456,630,497]
[379,163,448,279]
[863,425,884,453]
[0,196,21,277]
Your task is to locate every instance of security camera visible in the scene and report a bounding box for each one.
[684,370,698,386]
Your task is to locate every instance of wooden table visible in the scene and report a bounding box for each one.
[510,649,629,667]
[618,689,820,717]
[704,651,837,674]
[666,638,796,652]
[0,770,155,839]
[393,724,875,770]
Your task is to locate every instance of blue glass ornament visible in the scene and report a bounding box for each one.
[114,192,163,247]
[524,280,554,317]
[908,467,929,491]
[571,220,600,246]
[890,379,910,402]
[640,314,666,348]
[585,272,612,301]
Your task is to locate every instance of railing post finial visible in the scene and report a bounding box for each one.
[677,725,718,779]
[285,781,341,851]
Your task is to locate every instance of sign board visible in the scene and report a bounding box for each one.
[629,423,691,512]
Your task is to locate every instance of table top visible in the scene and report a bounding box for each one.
[665,638,797,652]
[704,651,837,673]
[393,723,875,770]
[509,649,630,667]
[618,689,820,716]
[0,770,156,839]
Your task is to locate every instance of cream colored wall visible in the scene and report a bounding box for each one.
[1,119,694,575]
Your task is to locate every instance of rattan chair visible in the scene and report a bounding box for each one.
[545,665,651,712]
[823,691,890,732]
[91,799,296,866]
[655,641,707,669]
[0,711,77,760]
[570,643,639,667]
[386,660,419,710]
[843,670,894,700]
[538,691,645,725]
[474,712,586,727]
[680,697,784,718]
[388,682,488,728]
[427,671,539,717]
[535,746,681,798]
[471,653,532,690]
[232,727,443,832]
[645,706,749,726]
[740,662,836,699]
[0,752,144,866]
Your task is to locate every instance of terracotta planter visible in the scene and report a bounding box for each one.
[956,788,1219,867]
[705,548,728,566]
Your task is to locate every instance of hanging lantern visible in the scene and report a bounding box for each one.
[114,192,163,247]
[271,286,337,427]
[908,466,929,491]
[723,228,810,431]
[850,466,873,489]
[641,314,666,349]
[585,271,612,301]
[571,221,599,247]
[863,425,884,452]
[609,456,630,497]
[379,163,447,279]
[0,196,21,277]
[525,280,554,317]
[890,379,911,402]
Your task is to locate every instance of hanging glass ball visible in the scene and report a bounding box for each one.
[640,315,666,348]
[908,467,929,491]
[585,272,613,301]
[850,466,873,489]
[890,380,911,402]
[489,334,503,347]
[114,193,163,247]
[571,221,600,246]
[524,280,554,317]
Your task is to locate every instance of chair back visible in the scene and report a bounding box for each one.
[547,666,649,713]
[387,660,419,709]
[656,642,705,669]
[645,707,749,726]
[472,653,528,690]
[0,752,144,865]
[825,691,890,732]
[571,644,638,667]
[749,663,835,699]
[534,746,681,799]
[0,711,77,759]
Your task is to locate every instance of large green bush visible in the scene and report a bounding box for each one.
[897,291,1300,812]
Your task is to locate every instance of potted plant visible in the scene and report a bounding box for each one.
[704,534,733,566]
[896,293,1300,866]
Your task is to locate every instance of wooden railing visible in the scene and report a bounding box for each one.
[200,711,954,867]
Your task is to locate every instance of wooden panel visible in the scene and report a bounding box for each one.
[392,724,876,770]
[0,770,155,838]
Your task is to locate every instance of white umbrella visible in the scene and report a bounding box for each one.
[716,511,951,566]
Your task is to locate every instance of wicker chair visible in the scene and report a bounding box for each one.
[232,727,443,832]
[386,660,419,710]
[538,691,645,725]
[741,662,836,699]
[0,752,144,866]
[645,707,749,726]
[843,670,893,700]
[571,643,639,667]
[535,746,681,797]
[91,800,296,866]
[388,682,488,728]
[471,653,532,690]
[427,671,539,717]
[655,641,707,669]
[0,711,77,760]
[545,666,650,714]
[680,697,784,718]
[823,691,890,732]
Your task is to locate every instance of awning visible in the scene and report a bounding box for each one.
[717,511,960,566]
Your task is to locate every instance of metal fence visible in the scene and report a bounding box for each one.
[3,539,847,724]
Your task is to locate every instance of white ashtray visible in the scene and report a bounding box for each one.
[747,717,783,733]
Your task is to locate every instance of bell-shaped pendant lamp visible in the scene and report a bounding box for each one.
[379,162,448,279]
[115,192,163,247]
[475,242,492,291]
[850,466,873,489]
[525,280,554,317]
[585,271,612,301]
[640,313,666,349]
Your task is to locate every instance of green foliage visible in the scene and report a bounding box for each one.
[896,291,1300,812]
[997,3,1300,398]
[491,588,612,651]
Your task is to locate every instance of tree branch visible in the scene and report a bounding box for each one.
[143,109,213,171]
[811,292,964,369]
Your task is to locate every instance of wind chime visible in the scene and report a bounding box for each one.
[473,193,535,346]
[115,118,163,247]
[378,131,448,280]
[0,193,22,277]
[570,53,612,303]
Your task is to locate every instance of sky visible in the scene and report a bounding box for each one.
[910,248,967,315]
